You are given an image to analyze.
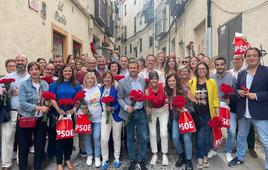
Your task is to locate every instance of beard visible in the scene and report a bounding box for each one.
[16,64,26,72]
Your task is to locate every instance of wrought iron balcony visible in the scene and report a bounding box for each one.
[95,0,108,27]
[170,0,188,17]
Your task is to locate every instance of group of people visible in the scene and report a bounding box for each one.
[0,47,268,170]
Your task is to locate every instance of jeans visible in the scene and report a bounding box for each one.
[18,118,47,170]
[126,109,148,161]
[83,122,101,158]
[224,112,237,153]
[172,118,192,160]
[148,106,169,154]
[236,117,268,169]
[247,123,255,149]
[196,114,211,158]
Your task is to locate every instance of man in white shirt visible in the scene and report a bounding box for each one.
[119,55,129,77]
[1,54,29,170]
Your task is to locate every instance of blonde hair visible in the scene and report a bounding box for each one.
[83,72,97,87]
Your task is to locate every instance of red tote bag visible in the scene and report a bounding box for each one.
[212,128,223,149]
[75,113,92,134]
[219,101,231,128]
[56,114,75,140]
[178,110,196,134]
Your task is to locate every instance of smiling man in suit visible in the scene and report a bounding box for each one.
[228,47,268,170]
[117,59,148,170]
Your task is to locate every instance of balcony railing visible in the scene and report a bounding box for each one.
[170,0,188,17]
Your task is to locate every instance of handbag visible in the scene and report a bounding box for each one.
[178,110,196,134]
[75,113,92,134]
[18,116,37,128]
[56,114,75,140]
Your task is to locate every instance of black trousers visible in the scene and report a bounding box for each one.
[47,125,56,158]
[56,138,73,164]
[18,118,47,170]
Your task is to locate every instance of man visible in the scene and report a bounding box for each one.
[96,55,107,78]
[137,58,146,73]
[118,60,148,170]
[211,57,236,162]
[43,64,55,79]
[36,58,47,76]
[139,54,165,83]
[1,54,29,170]
[181,57,190,67]
[228,47,268,170]
[186,41,195,57]
[119,55,129,77]
[5,59,16,73]
[87,56,101,83]
[53,55,64,77]
[228,54,258,158]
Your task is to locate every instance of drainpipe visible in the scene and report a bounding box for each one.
[206,0,212,57]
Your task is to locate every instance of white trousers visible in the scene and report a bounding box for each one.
[1,110,18,167]
[148,106,169,154]
[101,112,122,161]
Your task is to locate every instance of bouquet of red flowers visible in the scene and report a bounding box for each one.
[129,90,144,107]
[41,76,54,84]
[172,95,187,110]
[114,75,125,81]
[208,116,223,128]
[40,91,56,122]
[0,78,16,107]
[220,83,234,99]
[73,91,86,105]
[58,98,74,111]
[101,96,115,124]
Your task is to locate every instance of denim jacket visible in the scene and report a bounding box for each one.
[19,78,49,117]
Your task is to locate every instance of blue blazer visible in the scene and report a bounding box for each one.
[100,85,123,122]
[236,65,268,120]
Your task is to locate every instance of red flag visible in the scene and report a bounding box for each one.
[233,32,251,55]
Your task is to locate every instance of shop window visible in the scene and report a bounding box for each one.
[53,31,65,57]
[73,40,82,59]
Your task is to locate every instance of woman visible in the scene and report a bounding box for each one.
[50,64,82,170]
[155,51,165,72]
[75,59,83,72]
[18,62,49,170]
[145,71,169,166]
[189,57,199,79]
[108,62,121,76]
[100,71,123,170]
[165,73,194,170]
[165,56,178,77]
[188,63,219,169]
[82,72,102,168]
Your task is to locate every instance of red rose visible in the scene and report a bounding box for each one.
[172,95,186,109]
[41,76,54,84]
[41,91,56,100]
[114,75,125,81]
[73,91,86,104]
[208,116,223,128]
[58,98,74,107]
[220,83,234,95]
[101,96,114,104]
[145,78,149,84]
[240,85,249,91]
[0,78,15,84]
[129,90,144,102]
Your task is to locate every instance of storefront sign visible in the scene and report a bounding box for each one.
[55,2,67,25]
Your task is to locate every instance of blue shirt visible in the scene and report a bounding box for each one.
[49,81,82,111]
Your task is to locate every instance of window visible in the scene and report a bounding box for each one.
[124,4,127,16]
[149,36,153,47]
[134,17,137,33]
[130,44,132,54]
[125,46,127,55]
[73,40,82,59]
[139,38,142,52]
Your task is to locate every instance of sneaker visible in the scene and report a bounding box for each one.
[100,161,109,170]
[95,157,101,168]
[225,153,233,162]
[185,160,193,170]
[150,154,158,165]
[207,149,218,158]
[203,156,209,168]
[228,157,244,168]
[249,149,258,158]
[113,159,121,168]
[175,156,185,167]
[86,156,93,166]
[162,154,169,166]
[79,149,87,157]
[30,146,35,154]
[139,160,147,170]
[196,158,203,169]
[128,160,137,170]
